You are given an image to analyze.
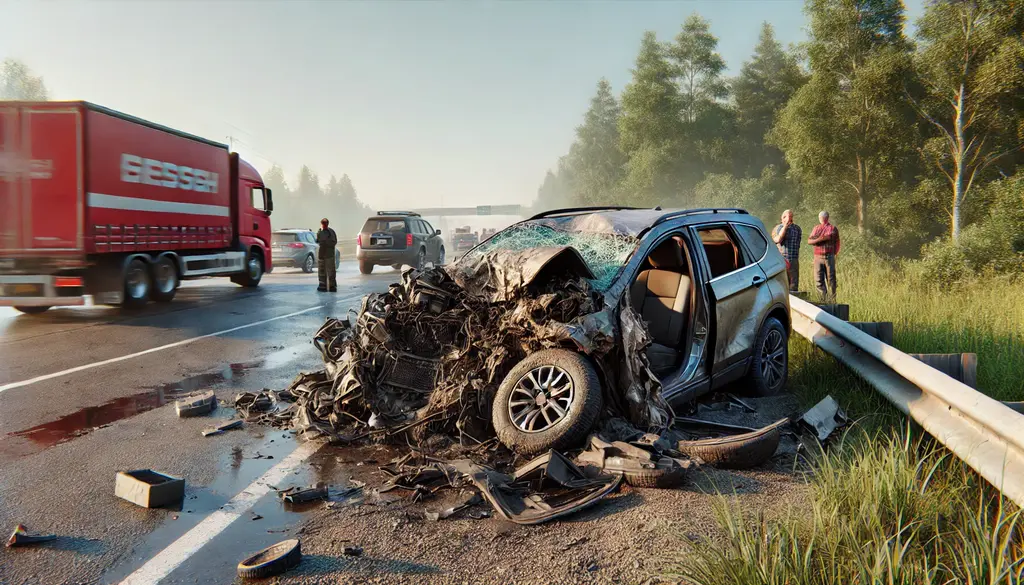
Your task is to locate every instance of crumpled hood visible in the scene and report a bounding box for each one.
[446,245,595,304]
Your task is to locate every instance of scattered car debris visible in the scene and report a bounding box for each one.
[201,419,244,437]
[725,393,756,413]
[674,419,787,469]
[343,544,364,557]
[577,436,692,488]
[798,395,848,442]
[115,469,185,508]
[237,538,302,579]
[6,524,57,547]
[425,493,484,521]
[176,390,217,418]
[278,484,330,504]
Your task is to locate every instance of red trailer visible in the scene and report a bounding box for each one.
[0,101,274,312]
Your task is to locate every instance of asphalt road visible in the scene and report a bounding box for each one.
[0,261,805,585]
[0,262,399,585]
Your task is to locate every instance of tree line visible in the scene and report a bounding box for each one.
[2,59,371,238]
[535,0,1024,279]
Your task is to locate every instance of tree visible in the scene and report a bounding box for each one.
[912,0,1024,240]
[563,78,626,205]
[535,159,575,211]
[771,0,919,233]
[338,174,359,208]
[295,165,321,201]
[262,164,289,196]
[619,32,685,204]
[0,59,48,101]
[732,23,809,177]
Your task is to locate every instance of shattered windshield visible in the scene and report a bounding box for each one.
[460,222,638,291]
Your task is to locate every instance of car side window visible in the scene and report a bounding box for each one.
[734,224,769,262]
[422,221,434,234]
[696,227,749,279]
[250,187,267,211]
[304,233,316,244]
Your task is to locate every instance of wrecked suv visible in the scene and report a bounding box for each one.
[243,207,791,457]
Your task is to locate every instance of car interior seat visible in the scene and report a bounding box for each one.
[630,238,691,377]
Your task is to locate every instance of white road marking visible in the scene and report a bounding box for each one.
[117,440,325,585]
[0,297,361,394]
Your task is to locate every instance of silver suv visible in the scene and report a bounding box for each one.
[271,229,340,273]
[471,207,793,452]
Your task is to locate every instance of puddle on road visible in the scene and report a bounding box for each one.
[1,344,317,463]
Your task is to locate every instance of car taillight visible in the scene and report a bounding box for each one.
[406,233,413,246]
[54,276,83,287]
[357,234,362,247]
[289,242,304,249]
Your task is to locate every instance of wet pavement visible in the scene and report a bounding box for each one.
[0,265,399,585]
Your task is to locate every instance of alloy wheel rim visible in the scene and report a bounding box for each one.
[508,365,575,433]
[126,265,148,299]
[759,329,786,389]
[248,257,261,279]
[155,261,176,293]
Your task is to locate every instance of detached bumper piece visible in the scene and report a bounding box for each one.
[237,539,302,579]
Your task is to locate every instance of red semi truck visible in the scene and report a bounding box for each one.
[0,101,274,313]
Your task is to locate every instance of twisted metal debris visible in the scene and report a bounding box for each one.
[236,243,670,450]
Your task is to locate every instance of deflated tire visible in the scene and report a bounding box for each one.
[492,349,602,456]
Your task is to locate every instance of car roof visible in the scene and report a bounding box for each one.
[528,207,755,238]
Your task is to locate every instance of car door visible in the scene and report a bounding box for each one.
[303,232,317,258]
[692,223,769,384]
[421,220,439,259]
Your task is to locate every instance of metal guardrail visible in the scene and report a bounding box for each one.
[789,295,1024,507]
[338,238,357,260]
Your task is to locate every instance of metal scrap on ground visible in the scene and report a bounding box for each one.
[6,524,57,547]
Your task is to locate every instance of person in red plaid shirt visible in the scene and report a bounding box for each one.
[808,210,840,301]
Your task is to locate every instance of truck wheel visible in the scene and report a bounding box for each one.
[359,261,373,275]
[745,317,788,396]
[123,258,151,308]
[492,349,602,456]
[151,256,179,303]
[232,250,264,287]
[302,255,315,274]
[14,306,50,315]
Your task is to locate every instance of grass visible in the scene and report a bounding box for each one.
[664,256,1024,583]
[665,428,1024,585]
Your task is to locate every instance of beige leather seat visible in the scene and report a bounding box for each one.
[630,239,691,376]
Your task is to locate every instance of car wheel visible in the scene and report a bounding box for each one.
[359,261,373,275]
[437,247,446,265]
[150,256,179,303]
[123,258,151,308]
[492,349,602,456]
[302,254,315,273]
[335,252,341,270]
[746,317,788,396]
[675,419,785,469]
[415,249,426,270]
[231,250,264,288]
[14,306,50,315]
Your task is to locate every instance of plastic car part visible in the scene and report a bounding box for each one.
[674,418,787,469]
[798,395,847,441]
[576,436,692,488]
[492,349,603,456]
[176,391,217,418]
[278,483,329,504]
[237,539,302,579]
[450,451,622,525]
[6,524,57,547]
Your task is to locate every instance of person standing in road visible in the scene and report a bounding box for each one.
[316,218,338,292]
[808,211,840,302]
[772,209,802,291]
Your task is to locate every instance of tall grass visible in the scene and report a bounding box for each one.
[665,258,1024,583]
[665,429,1024,585]
[796,249,1024,401]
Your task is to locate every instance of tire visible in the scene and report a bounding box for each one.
[492,349,602,456]
[232,250,264,288]
[437,247,446,266]
[675,419,785,469]
[335,252,341,270]
[123,258,151,308]
[359,261,373,275]
[391,264,402,271]
[150,256,179,303]
[237,539,302,579]
[622,458,688,489]
[14,306,50,315]
[745,317,788,396]
[416,249,426,270]
[302,254,315,273]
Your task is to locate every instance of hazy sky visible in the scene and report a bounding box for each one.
[1,0,925,209]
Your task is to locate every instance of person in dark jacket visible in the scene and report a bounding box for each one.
[316,218,338,292]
